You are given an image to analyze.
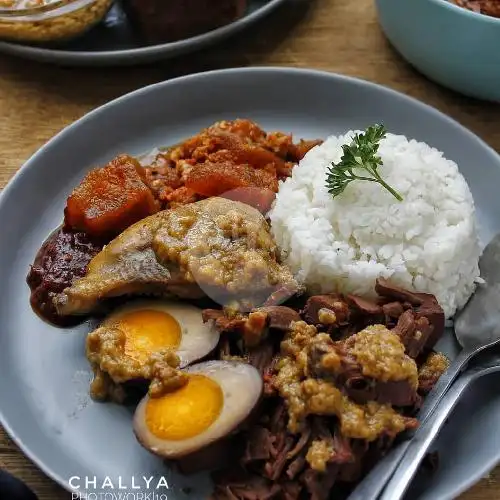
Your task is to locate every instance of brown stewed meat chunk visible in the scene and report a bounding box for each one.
[202,306,300,346]
[375,278,445,351]
[347,295,383,316]
[451,0,500,18]
[54,198,299,317]
[273,322,418,439]
[257,306,302,332]
[303,295,350,326]
[375,278,424,305]
[308,325,419,407]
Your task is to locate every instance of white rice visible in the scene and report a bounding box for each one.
[269,131,482,318]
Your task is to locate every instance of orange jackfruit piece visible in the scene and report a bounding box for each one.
[64,154,159,239]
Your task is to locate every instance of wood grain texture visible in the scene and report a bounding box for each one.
[0,0,499,498]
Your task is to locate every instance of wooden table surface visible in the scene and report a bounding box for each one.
[0,0,499,498]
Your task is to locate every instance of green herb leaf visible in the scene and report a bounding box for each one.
[325,124,403,201]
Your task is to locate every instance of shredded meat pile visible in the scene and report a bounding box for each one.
[201,278,448,500]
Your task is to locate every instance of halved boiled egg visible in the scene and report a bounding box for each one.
[133,360,263,458]
[96,300,220,367]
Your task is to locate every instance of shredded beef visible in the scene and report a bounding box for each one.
[204,306,299,349]
[303,295,350,326]
[307,333,418,407]
[202,309,247,334]
[286,455,306,480]
[286,427,312,460]
[413,294,445,349]
[247,342,275,375]
[303,465,339,500]
[265,436,295,480]
[176,437,242,475]
[280,481,302,500]
[206,279,447,500]
[393,310,433,358]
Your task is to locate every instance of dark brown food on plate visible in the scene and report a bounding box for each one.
[85,300,220,402]
[53,197,300,317]
[273,321,419,438]
[202,306,300,350]
[86,329,186,403]
[195,281,448,500]
[132,360,264,463]
[375,278,445,350]
[417,352,450,395]
[450,0,500,17]
[120,0,248,43]
[26,227,104,326]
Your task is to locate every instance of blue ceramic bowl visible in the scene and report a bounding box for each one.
[375,0,500,102]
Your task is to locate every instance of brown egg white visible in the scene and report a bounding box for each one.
[133,360,263,459]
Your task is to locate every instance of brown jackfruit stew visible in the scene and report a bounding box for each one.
[119,0,248,44]
[26,119,320,326]
[192,278,448,500]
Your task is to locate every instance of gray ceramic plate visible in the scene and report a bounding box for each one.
[1,67,500,500]
[0,0,285,66]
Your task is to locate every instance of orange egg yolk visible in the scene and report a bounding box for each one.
[145,374,224,440]
[116,309,182,362]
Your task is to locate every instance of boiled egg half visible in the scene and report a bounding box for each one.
[98,300,220,367]
[133,360,263,458]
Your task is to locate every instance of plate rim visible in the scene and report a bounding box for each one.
[1,66,500,496]
[0,0,286,65]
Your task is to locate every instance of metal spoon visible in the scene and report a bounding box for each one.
[347,233,500,500]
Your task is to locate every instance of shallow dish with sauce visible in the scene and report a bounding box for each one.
[375,0,500,102]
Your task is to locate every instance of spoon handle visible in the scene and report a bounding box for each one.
[346,348,472,500]
[379,362,500,500]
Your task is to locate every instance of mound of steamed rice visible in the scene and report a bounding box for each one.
[269,131,482,318]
